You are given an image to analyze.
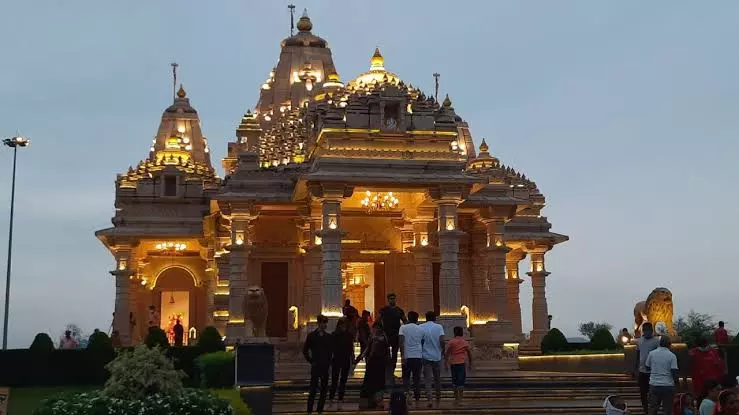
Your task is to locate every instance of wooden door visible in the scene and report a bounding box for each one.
[261,262,289,338]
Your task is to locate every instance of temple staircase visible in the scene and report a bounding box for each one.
[271,372,645,414]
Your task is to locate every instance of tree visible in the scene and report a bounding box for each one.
[674,310,715,347]
[541,328,569,353]
[578,321,613,340]
[590,328,618,350]
[145,326,170,349]
[197,326,225,354]
[29,333,55,353]
[103,345,185,399]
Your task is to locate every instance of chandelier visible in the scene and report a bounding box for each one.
[154,242,187,255]
[361,191,399,212]
[342,270,369,291]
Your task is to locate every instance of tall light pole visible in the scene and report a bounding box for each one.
[2,135,30,350]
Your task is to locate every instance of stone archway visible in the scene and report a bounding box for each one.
[152,266,204,345]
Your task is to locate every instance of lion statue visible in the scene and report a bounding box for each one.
[243,286,268,337]
[633,287,675,337]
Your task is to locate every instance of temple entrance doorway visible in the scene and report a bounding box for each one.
[160,291,190,345]
[152,266,203,346]
[342,261,385,319]
[261,262,288,338]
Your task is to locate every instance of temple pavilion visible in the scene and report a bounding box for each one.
[95,11,567,355]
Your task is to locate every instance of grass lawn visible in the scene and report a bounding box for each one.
[7,386,96,415]
[7,387,249,415]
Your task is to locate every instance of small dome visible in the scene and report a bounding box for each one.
[479,138,489,153]
[442,94,452,108]
[297,9,312,32]
[370,47,384,70]
[177,84,186,98]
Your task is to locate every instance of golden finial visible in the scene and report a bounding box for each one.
[177,84,186,98]
[479,139,489,153]
[370,47,385,70]
[297,9,312,32]
[327,71,340,82]
[442,94,452,108]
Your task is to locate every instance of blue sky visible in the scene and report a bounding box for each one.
[1,1,737,347]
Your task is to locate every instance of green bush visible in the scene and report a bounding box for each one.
[197,351,235,388]
[87,331,113,354]
[197,326,226,354]
[590,328,618,350]
[30,333,55,353]
[104,345,185,399]
[541,328,569,353]
[33,389,234,415]
[145,327,170,349]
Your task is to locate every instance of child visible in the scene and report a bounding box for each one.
[673,392,696,415]
[697,379,721,415]
[444,326,472,406]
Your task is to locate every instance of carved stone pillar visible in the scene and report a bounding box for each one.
[203,274,215,327]
[111,248,134,346]
[303,218,323,322]
[436,202,466,333]
[483,218,511,322]
[410,219,433,316]
[226,214,255,342]
[318,199,343,318]
[527,249,551,347]
[506,252,526,338]
[394,220,416,312]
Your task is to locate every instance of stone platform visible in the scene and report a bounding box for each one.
[270,372,646,414]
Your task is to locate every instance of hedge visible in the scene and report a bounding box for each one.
[197,352,235,388]
[541,328,569,353]
[0,346,209,387]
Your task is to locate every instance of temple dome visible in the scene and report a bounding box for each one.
[346,48,402,90]
[281,10,327,48]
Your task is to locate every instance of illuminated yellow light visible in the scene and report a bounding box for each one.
[217,280,229,287]
[314,236,322,245]
[518,353,624,361]
[495,240,503,247]
[118,260,127,271]
[420,237,429,247]
[359,250,390,254]
[226,345,235,352]
[215,290,229,296]
[503,343,520,348]
[213,311,230,318]
[235,236,244,246]
[321,311,344,318]
[461,305,470,328]
[471,320,489,326]
[289,306,299,330]
[328,214,338,230]
[341,239,361,244]
[140,279,147,286]
[228,319,245,324]
[536,264,544,272]
[445,218,455,231]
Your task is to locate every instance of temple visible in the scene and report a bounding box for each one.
[95,11,567,357]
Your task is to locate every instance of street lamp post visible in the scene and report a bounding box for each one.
[2,136,30,350]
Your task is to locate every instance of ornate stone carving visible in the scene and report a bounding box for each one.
[244,286,268,337]
[473,343,518,362]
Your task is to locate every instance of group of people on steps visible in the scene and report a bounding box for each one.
[302,293,473,414]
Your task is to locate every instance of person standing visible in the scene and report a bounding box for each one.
[357,310,372,359]
[689,337,725,397]
[645,335,679,415]
[399,311,423,406]
[697,379,721,415]
[419,311,444,409]
[445,326,472,407]
[303,315,333,414]
[342,299,359,340]
[715,321,729,345]
[379,293,407,375]
[59,330,78,349]
[328,318,354,410]
[715,390,739,415]
[636,322,661,414]
[356,322,390,409]
[173,319,184,347]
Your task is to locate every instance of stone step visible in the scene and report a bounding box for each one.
[274,397,647,414]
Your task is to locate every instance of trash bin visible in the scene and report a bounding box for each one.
[236,343,274,415]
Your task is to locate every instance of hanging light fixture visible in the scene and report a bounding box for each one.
[169,292,176,305]
[361,191,399,213]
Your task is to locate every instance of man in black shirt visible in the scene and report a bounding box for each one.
[303,314,333,414]
[379,292,407,375]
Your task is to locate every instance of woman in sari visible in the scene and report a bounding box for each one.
[356,322,390,409]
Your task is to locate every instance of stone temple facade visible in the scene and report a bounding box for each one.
[95,12,567,356]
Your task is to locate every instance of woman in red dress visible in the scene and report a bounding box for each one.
[689,336,725,397]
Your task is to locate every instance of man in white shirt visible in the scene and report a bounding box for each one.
[399,311,424,405]
[419,310,445,408]
[645,335,679,415]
